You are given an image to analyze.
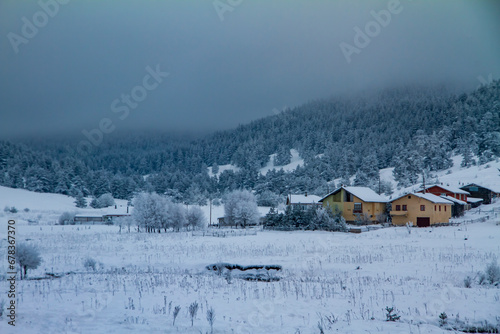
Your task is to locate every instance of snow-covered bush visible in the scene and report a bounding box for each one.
[439,312,448,327]
[58,211,75,225]
[4,206,18,213]
[188,302,199,327]
[485,260,500,285]
[354,213,371,225]
[464,276,472,288]
[16,243,42,280]
[83,257,97,271]
[264,206,346,232]
[223,190,259,228]
[385,307,400,322]
[206,307,216,334]
[90,193,115,208]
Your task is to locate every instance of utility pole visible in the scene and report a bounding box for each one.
[209,198,212,227]
[422,172,426,193]
[378,174,381,194]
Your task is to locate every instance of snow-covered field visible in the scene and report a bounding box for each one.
[1,156,500,333]
[1,202,499,333]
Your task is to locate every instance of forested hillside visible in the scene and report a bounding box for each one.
[1,81,498,205]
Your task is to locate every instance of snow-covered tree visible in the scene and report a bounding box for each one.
[170,203,187,231]
[90,193,115,208]
[97,193,115,207]
[74,191,87,208]
[186,206,206,230]
[224,189,259,227]
[16,243,42,280]
[273,146,292,166]
[132,192,170,233]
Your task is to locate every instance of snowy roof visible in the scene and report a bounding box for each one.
[462,183,500,194]
[74,214,103,218]
[467,197,484,203]
[440,195,467,205]
[424,184,470,195]
[287,194,322,204]
[392,192,453,204]
[320,186,388,203]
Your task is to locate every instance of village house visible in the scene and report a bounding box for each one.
[417,184,470,216]
[460,183,500,205]
[73,215,104,224]
[390,192,452,227]
[319,186,388,224]
[440,195,467,217]
[419,184,470,203]
[286,193,322,210]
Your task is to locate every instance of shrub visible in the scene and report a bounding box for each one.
[24,208,30,212]
[90,193,115,209]
[16,243,42,280]
[385,307,400,322]
[354,213,371,225]
[9,206,17,213]
[189,302,199,327]
[464,276,472,288]
[172,305,181,326]
[439,312,448,327]
[58,212,76,225]
[83,257,97,271]
[206,307,216,334]
[485,260,500,285]
[478,272,487,285]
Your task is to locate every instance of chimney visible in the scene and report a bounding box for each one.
[115,205,117,209]
[127,206,129,213]
[305,192,308,197]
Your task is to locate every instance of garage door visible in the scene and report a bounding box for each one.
[416,217,430,227]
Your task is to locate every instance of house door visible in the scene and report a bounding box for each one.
[416,217,430,227]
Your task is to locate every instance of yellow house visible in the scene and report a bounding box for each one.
[390,192,452,227]
[319,186,388,224]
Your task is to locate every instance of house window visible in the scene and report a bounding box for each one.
[444,206,447,212]
[353,203,362,213]
[402,205,407,211]
[395,205,401,211]
[408,195,411,199]
[434,205,436,211]
[439,205,441,211]
[420,205,425,211]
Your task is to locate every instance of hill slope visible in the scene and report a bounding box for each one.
[0,81,498,202]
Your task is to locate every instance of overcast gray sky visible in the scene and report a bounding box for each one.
[1,0,499,139]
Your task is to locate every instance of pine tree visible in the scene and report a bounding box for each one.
[74,192,87,208]
[273,146,292,166]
